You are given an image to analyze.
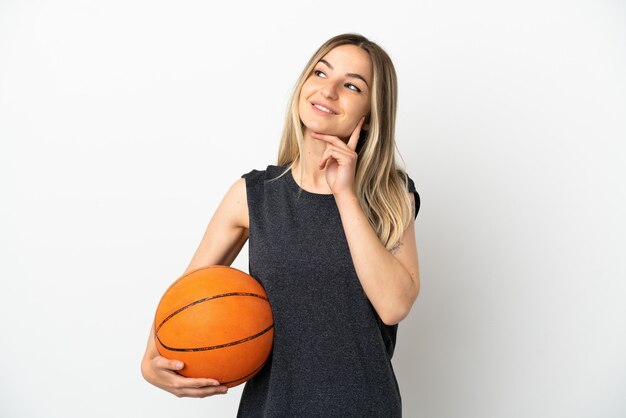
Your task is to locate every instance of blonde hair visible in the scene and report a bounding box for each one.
[270,33,414,251]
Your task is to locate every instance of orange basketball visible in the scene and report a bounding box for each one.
[153,265,274,388]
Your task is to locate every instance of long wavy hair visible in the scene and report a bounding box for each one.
[270,33,414,251]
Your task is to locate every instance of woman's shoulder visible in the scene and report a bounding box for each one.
[395,169,418,193]
[241,164,289,184]
[395,169,420,219]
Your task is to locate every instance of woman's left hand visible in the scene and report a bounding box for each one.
[312,116,365,197]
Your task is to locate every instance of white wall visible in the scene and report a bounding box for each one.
[1,1,624,417]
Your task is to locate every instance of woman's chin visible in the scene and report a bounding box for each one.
[302,121,341,137]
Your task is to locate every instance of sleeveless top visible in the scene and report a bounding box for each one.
[237,164,420,418]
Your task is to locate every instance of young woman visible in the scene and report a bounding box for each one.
[141,33,421,417]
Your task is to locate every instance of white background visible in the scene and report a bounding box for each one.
[1,1,625,417]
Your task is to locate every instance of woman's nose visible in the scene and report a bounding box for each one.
[321,81,339,100]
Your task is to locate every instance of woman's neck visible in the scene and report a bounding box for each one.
[291,130,332,193]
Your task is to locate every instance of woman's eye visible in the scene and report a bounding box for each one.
[314,70,361,93]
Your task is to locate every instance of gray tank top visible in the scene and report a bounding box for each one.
[237,164,420,417]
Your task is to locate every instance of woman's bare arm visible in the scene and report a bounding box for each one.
[140,177,249,397]
[183,177,249,273]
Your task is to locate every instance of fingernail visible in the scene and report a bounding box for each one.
[175,362,183,369]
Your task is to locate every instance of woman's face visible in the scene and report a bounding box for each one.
[298,44,372,140]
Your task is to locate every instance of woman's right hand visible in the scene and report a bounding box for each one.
[141,328,229,398]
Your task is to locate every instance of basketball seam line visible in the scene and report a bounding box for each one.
[154,292,270,333]
[155,323,274,352]
[219,358,269,385]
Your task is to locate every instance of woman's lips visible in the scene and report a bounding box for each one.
[311,102,337,116]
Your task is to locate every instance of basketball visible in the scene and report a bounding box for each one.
[153,265,274,388]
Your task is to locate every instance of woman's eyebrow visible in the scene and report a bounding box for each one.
[319,59,369,88]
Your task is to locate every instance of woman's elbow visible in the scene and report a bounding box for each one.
[380,286,420,326]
